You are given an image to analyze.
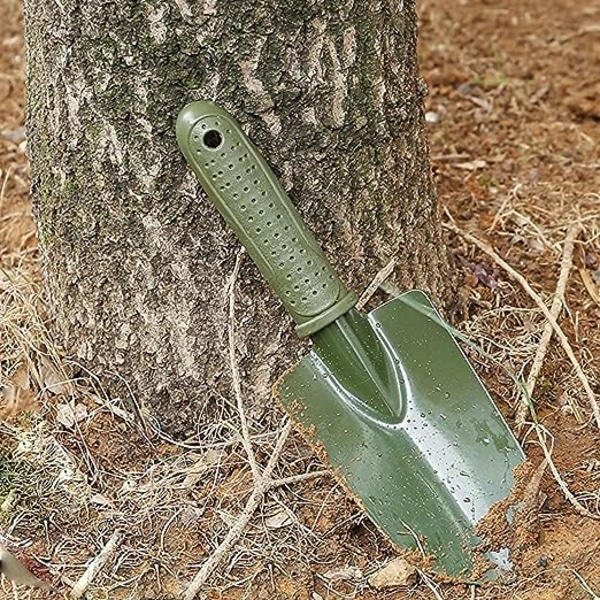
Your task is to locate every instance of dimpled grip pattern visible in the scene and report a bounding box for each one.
[176,101,357,337]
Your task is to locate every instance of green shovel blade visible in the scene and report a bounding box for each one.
[277,291,524,577]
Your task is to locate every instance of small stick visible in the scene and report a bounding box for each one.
[515,224,580,430]
[183,485,265,600]
[444,220,600,429]
[227,249,261,482]
[488,182,524,234]
[567,568,600,599]
[70,531,122,599]
[532,426,597,519]
[356,258,396,310]
[417,569,445,600]
[557,24,600,44]
[270,469,330,489]
[262,420,292,481]
[183,422,294,600]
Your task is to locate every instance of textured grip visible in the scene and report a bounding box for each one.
[176,101,356,337]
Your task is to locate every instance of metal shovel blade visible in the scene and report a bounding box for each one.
[276,291,524,577]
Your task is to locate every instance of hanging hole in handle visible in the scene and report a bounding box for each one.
[203,130,223,149]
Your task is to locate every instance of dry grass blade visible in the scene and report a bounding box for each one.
[444,219,600,430]
[567,568,600,599]
[227,248,260,482]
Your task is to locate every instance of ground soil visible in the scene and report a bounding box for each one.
[1,0,599,599]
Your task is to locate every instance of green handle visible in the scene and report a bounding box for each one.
[176,101,356,337]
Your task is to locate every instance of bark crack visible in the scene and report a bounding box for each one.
[325,37,347,128]
[239,36,282,135]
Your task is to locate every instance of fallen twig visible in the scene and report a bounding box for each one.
[531,425,598,519]
[357,258,396,310]
[418,569,445,600]
[557,23,600,44]
[567,567,600,599]
[515,224,580,431]
[70,530,122,599]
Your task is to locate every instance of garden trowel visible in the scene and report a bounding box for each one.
[176,101,524,577]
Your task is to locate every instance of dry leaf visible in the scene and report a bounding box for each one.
[180,506,205,526]
[368,557,417,589]
[90,493,114,508]
[264,507,295,529]
[580,268,600,307]
[0,490,17,514]
[322,566,363,581]
[39,357,72,395]
[55,402,88,429]
[529,84,550,105]
[11,363,30,390]
[526,237,545,253]
[455,159,487,170]
[182,449,221,487]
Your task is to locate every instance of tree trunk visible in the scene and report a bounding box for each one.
[24,0,454,437]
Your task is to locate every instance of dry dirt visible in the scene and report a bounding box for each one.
[1,0,600,599]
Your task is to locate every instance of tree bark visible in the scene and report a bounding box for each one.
[24,0,454,437]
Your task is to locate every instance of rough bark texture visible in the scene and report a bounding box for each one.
[24,0,454,437]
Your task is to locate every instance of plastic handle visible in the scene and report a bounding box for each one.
[176,101,356,337]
